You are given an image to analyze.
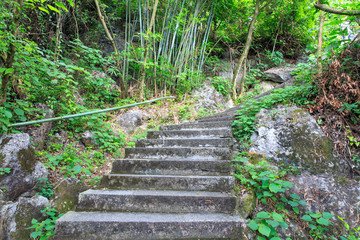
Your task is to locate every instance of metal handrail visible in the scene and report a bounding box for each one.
[9,96,175,127]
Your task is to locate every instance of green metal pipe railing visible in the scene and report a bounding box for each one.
[9,96,175,127]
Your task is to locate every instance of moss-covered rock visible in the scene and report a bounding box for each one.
[0,134,48,201]
[53,177,88,214]
[249,104,343,174]
[237,190,256,219]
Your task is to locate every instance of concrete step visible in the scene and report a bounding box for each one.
[197,116,235,123]
[196,111,237,121]
[77,189,237,214]
[125,147,232,160]
[160,121,231,130]
[147,129,232,139]
[111,159,232,176]
[55,211,245,240]
[101,174,235,192]
[135,138,233,148]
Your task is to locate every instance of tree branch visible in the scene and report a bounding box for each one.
[314,3,360,16]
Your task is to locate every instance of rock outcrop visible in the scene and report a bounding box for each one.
[0,133,48,201]
[117,110,144,134]
[264,66,295,83]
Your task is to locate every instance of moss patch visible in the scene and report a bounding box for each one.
[18,147,36,174]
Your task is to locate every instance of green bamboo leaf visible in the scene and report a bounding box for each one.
[67,0,74,7]
[38,7,49,14]
[55,1,68,12]
[258,224,271,237]
[47,4,60,13]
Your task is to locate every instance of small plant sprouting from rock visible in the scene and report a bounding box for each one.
[28,206,63,240]
[0,167,11,175]
[233,153,335,239]
[36,178,54,200]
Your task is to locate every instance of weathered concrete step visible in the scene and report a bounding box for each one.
[147,129,232,139]
[77,189,237,214]
[125,147,232,160]
[135,138,233,148]
[55,211,245,240]
[160,121,231,130]
[197,116,235,123]
[111,159,232,176]
[101,174,234,192]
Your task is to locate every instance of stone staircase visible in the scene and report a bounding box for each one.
[54,111,246,239]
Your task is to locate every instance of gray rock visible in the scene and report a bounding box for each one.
[53,177,88,214]
[0,195,49,240]
[264,66,296,83]
[117,110,143,134]
[249,105,343,174]
[0,134,48,201]
[29,103,54,149]
[80,131,97,147]
[255,81,278,93]
[192,81,227,112]
[288,174,360,237]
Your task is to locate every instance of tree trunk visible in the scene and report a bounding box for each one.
[231,0,260,101]
[94,0,127,98]
[314,3,360,16]
[316,11,325,73]
[139,0,159,101]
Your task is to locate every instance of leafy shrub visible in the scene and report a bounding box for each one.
[36,178,54,200]
[211,77,231,97]
[28,206,62,240]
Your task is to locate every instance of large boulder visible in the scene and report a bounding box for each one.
[264,66,296,83]
[249,105,343,174]
[0,195,49,240]
[117,110,143,134]
[192,81,229,112]
[0,133,48,201]
[53,177,88,214]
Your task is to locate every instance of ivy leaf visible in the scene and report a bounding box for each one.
[301,215,312,222]
[248,221,259,230]
[322,212,334,219]
[258,224,271,237]
[266,219,280,228]
[272,212,284,222]
[257,211,270,219]
[14,108,24,116]
[316,217,330,226]
[269,183,281,193]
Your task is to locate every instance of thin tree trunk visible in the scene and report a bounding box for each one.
[139,0,159,101]
[238,59,247,98]
[317,11,325,73]
[55,0,63,62]
[94,0,127,98]
[231,0,260,101]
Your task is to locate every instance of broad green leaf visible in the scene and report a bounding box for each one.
[258,224,271,237]
[263,191,273,197]
[290,194,300,200]
[73,165,81,174]
[310,212,322,219]
[266,219,280,228]
[4,68,14,74]
[322,212,334,219]
[279,221,288,229]
[38,7,49,14]
[272,212,284,222]
[47,4,60,13]
[316,217,330,226]
[269,183,281,193]
[14,108,24,116]
[299,200,307,206]
[0,68,6,73]
[288,201,298,207]
[270,237,281,240]
[30,231,42,238]
[301,215,312,222]
[257,211,270,219]
[293,207,299,214]
[4,111,12,118]
[55,1,68,12]
[248,221,259,230]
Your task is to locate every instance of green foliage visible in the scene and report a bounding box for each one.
[339,216,360,240]
[265,50,285,67]
[211,77,231,97]
[28,206,63,240]
[36,178,54,200]
[0,168,11,175]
